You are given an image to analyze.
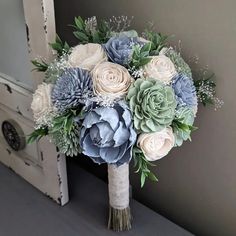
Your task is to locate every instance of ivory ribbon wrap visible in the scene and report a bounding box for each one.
[108,163,131,231]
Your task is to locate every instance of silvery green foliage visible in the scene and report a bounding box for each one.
[165,48,192,78]
[172,74,198,108]
[173,107,195,146]
[50,125,81,156]
[51,68,93,113]
[79,101,137,166]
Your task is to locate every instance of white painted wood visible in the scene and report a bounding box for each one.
[0,0,69,205]
[23,0,56,88]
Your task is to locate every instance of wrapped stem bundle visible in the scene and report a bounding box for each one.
[108,163,131,231]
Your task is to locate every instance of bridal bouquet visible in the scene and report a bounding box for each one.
[29,16,222,231]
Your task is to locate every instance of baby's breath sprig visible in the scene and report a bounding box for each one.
[194,73,223,110]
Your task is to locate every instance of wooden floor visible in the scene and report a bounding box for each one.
[0,161,193,236]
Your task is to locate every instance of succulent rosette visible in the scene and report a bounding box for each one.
[79,101,137,166]
[127,78,177,133]
[51,68,93,112]
[104,36,142,65]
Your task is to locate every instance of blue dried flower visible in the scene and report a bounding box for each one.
[79,101,137,166]
[104,36,141,65]
[172,74,197,107]
[51,68,93,112]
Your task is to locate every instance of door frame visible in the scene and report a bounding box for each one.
[0,0,69,205]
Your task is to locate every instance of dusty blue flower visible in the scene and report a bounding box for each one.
[104,36,141,65]
[79,101,137,166]
[51,68,93,112]
[172,74,197,107]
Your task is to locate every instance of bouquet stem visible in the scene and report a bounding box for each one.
[107,163,131,231]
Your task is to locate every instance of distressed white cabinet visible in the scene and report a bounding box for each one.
[0,0,68,205]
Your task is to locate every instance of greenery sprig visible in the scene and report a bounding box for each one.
[27,127,48,144]
[129,42,152,69]
[143,30,168,55]
[172,120,198,141]
[31,59,49,72]
[133,147,158,187]
[194,73,217,106]
[71,16,111,44]
[49,35,70,57]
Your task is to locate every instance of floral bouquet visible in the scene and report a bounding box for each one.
[29,16,222,231]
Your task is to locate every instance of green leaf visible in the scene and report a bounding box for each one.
[140,42,152,53]
[148,172,158,182]
[74,16,84,30]
[27,128,48,144]
[49,35,70,56]
[141,172,146,188]
[139,57,152,66]
[73,31,89,42]
[31,59,48,72]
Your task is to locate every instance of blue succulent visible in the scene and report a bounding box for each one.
[172,74,197,107]
[104,36,141,66]
[51,68,93,112]
[79,101,137,166]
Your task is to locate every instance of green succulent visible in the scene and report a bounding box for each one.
[172,107,196,146]
[50,124,81,156]
[165,48,192,79]
[127,78,176,133]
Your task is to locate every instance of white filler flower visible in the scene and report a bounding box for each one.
[68,43,108,71]
[92,61,134,99]
[143,55,177,83]
[137,127,175,161]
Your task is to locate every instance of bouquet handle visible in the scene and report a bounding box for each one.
[107,163,131,231]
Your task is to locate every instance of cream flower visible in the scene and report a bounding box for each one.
[143,55,177,83]
[31,83,55,126]
[92,62,134,99]
[137,127,175,161]
[68,43,107,71]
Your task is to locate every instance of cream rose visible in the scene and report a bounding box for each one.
[143,55,177,83]
[68,43,107,71]
[92,62,134,99]
[31,83,54,125]
[137,127,175,161]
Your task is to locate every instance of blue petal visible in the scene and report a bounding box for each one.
[116,147,132,166]
[100,146,121,164]
[113,121,130,147]
[82,134,100,157]
[94,108,119,130]
[96,122,114,147]
[83,111,101,128]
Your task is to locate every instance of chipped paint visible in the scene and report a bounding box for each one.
[6,149,11,155]
[40,151,44,161]
[16,106,23,116]
[4,84,12,93]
